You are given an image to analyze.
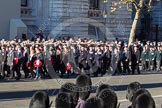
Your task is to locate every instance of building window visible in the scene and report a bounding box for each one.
[89,0,99,9]
[21,0,28,7]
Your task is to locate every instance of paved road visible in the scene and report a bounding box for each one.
[0,73,162,108]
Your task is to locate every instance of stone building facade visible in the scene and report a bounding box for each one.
[21,0,133,40]
[0,0,161,40]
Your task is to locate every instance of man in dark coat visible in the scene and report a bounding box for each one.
[102,46,111,75]
[145,44,150,70]
[122,47,131,74]
[41,46,49,77]
[73,45,80,66]
[111,48,120,76]
[117,46,123,74]
[22,46,29,78]
[54,48,62,73]
[131,46,140,75]
[78,46,88,74]
[14,45,23,80]
[93,46,104,77]
[87,46,95,75]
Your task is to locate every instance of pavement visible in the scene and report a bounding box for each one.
[0,72,162,108]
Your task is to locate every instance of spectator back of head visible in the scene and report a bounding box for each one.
[126,82,142,102]
[96,84,111,97]
[29,91,50,108]
[60,82,79,107]
[98,89,118,108]
[85,97,104,108]
[76,74,92,100]
[76,74,92,87]
[55,92,73,108]
[60,82,77,93]
[132,88,151,104]
[132,94,155,108]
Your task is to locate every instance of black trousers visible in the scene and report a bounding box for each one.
[94,67,102,77]
[10,65,21,78]
[122,60,131,74]
[131,62,140,74]
[22,62,29,77]
[1,63,10,77]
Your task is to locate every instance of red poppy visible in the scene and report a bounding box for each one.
[34,60,42,68]
[66,62,71,71]
[13,57,19,65]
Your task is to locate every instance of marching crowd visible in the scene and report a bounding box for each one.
[0,37,162,80]
[29,74,156,108]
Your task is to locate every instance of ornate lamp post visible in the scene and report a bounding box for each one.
[102,0,108,18]
[102,0,108,40]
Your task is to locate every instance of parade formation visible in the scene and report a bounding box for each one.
[0,36,162,80]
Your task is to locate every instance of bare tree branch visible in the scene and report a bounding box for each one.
[143,0,152,8]
[132,1,140,10]
[144,2,150,8]
[139,0,145,8]
[148,0,153,6]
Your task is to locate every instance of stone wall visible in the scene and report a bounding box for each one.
[33,0,133,40]
[0,0,20,39]
[87,0,132,41]
[49,0,89,38]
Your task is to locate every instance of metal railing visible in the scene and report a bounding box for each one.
[88,9,103,17]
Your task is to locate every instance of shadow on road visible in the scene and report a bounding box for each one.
[0,82,162,101]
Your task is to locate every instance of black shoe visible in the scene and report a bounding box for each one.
[66,75,69,78]
[10,76,15,79]
[93,74,98,77]
[25,75,29,78]
[6,74,10,77]
[0,75,2,79]
[60,74,63,78]
[16,77,20,80]
[0,74,5,79]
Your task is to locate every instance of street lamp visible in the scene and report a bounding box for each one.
[103,9,108,18]
[103,0,108,40]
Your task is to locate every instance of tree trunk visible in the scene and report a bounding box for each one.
[128,9,141,46]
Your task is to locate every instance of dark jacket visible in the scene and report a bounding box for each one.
[131,50,140,63]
